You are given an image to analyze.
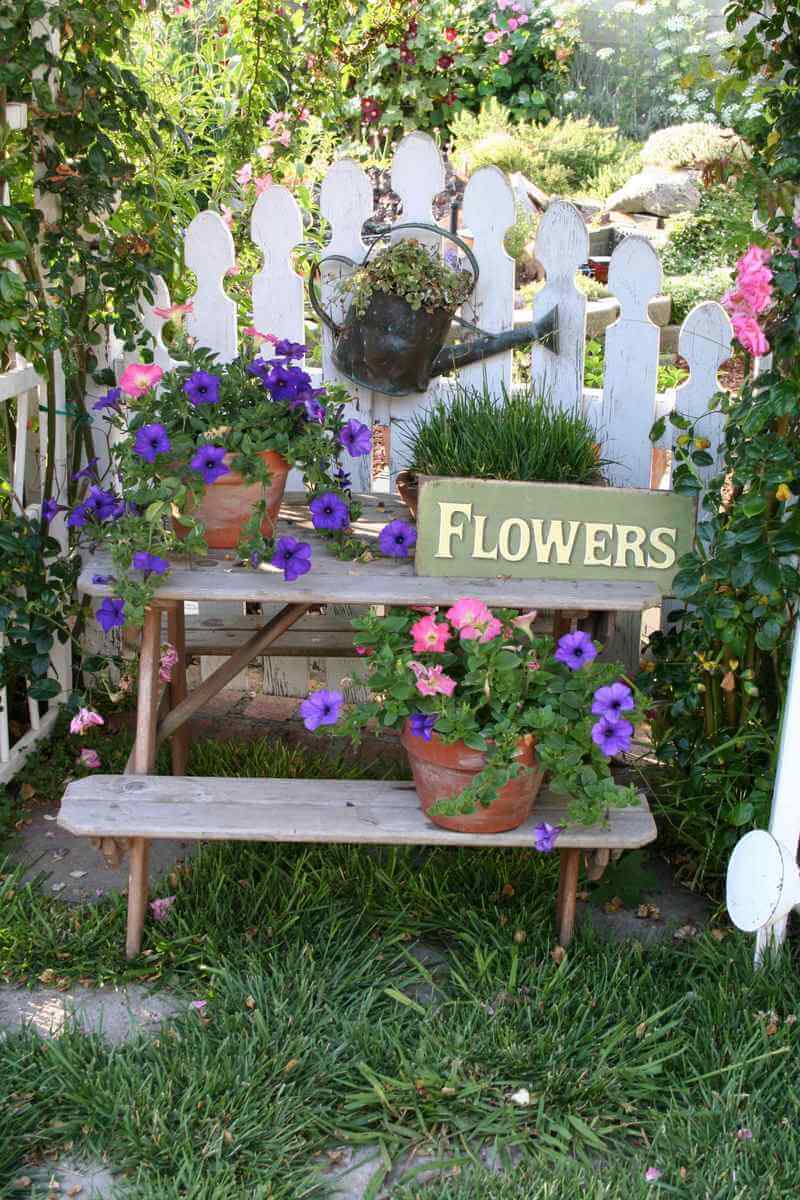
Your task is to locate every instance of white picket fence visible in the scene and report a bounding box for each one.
[119,129,733,695]
[0,360,72,786]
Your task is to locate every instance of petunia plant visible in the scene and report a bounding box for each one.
[301,599,642,827]
[73,339,372,629]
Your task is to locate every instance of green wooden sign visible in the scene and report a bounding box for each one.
[414,477,695,593]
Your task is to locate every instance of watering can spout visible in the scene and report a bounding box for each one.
[430,306,559,379]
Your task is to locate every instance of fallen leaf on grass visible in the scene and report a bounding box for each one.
[551,944,566,964]
[510,1088,531,1106]
[673,924,699,941]
[710,928,729,941]
[501,883,515,897]
[223,1129,234,1145]
[244,995,256,1010]
[283,1058,299,1073]
[11,1179,31,1191]
[441,1086,457,1096]
[577,890,590,902]
[636,904,661,920]
[679,1167,687,1181]
[636,1022,648,1039]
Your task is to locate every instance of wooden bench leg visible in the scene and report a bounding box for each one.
[127,838,150,960]
[126,605,162,959]
[167,603,189,776]
[556,848,581,946]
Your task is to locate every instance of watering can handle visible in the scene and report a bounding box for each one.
[307,224,480,338]
[307,254,358,338]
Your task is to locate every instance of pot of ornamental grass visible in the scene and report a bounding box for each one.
[68,335,372,628]
[300,600,643,836]
[396,383,606,519]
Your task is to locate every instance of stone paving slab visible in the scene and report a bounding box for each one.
[15,1159,120,1199]
[0,984,182,1044]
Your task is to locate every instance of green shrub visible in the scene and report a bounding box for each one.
[583,339,688,391]
[664,268,733,324]
[640,122,746,170]
[661,183,755,275]
[400,383,602,483]
[450,102,637,196]
[584,141,643,199]
[504,202,539,262]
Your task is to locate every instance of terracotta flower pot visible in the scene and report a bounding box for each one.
[173,450,290,550]
[395,469,419,519]
[401,722,544,834]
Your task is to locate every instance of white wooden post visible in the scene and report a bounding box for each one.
[185,211,238,363]
[531,201,588,411]
[458,165,516,397]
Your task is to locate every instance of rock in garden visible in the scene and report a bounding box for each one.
[605,169,701,217]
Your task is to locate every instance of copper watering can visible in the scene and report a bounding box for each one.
[308,222,559,397]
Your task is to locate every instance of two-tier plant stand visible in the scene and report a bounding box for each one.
[59,497,658,958]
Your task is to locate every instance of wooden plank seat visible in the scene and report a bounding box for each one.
[60,775,657,951]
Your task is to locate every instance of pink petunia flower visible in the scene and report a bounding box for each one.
[153,302,193,320]
[297,107,310,122]
[507,18,518,30]
[235,162,253,186]
[499,49,512,63]
[736,1128,753,1141]
[446,597,494,633]
[192,999,208,1011]
[221,205,234,230]
[484,30,502,43]
[79,747,101,769]
[119,363,164,399]
[149,895,176,922]
[644,1168,662,1182]
[410,614,451,653]
[267,111,286,129]
[278,130,292,147]
[225,263,240,277]
[479,617,503,643]
[256,144,274,160]
[254,173,273,196]
[512,610,538,636]
[516,11,528,23]
[415,665,457,697]
[159,644,179,683]
[70,707,105,735]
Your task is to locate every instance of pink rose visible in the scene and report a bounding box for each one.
[484,30,501,43]
[119,363,164,398]
[499,49,512,63]
[731,314,770,356]
[507,17,518,30]
[516,11,528,23]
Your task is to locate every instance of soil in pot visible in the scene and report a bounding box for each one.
[173,449,290,550]
[401,723,544,834]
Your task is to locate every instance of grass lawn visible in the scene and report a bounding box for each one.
[1,730,799,1198]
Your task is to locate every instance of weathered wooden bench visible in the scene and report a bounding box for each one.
[60,495,660,959]
[60,774,656,949]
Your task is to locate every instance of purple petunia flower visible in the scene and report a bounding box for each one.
[133,550,170,578]
[533,822,563,853]
[67,504,88,528]
[133,423,171,464]
[591,716,634,757]
[250,552,262,568]
[310,491,349,532]
[72,456,99,481]
[93,387,122,413]
[340,419,372,458]
[378,519,417,558]
[96,596,126,633]
[91,573,115,585]
[304,396,326,423]
[41,498,66,523]
[184,370,220,406]
[189,445,229,485]
[264,362,311,402]
[591,681,635,720]
[410,712,438,741]
[554,630,598,671]
[273,338,307,360]
[334,464,352,495]
[299,688,344,731]
[271,537,312,582]
[84,486,124,523]
[246,357,272,383]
